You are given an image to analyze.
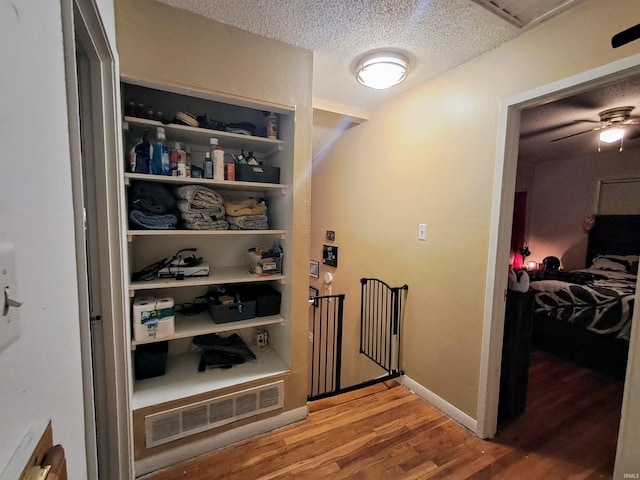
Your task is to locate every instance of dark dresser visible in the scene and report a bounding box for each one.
[498,290,534,427]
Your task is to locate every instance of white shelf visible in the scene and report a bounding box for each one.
[124,172,286,193]
[127,229,286,242]
[132,347,288,410]
[129,266,284,294]
[124,116,283,156]
[131,312,285,347]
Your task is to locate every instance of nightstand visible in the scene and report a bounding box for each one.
[498,290,534,427]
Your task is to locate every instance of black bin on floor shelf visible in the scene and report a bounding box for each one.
[134,341,168,380]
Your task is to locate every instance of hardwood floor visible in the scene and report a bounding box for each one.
[141,350,624,479]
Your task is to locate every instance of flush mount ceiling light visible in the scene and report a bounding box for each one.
[356,52,409,90]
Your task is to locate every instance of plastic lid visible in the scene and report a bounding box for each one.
[210,138,218,145]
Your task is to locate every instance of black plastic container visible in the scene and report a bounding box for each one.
[235,164,280,184]
[134,341,168,380]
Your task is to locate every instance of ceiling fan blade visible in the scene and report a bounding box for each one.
[612,23,640,48]
[520,120,602,139]
[550,127,598,142]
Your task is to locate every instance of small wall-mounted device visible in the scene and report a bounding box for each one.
[326,230,336,241]
[322,244,338,267]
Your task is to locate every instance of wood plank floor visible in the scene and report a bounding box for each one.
[141,350,624,479]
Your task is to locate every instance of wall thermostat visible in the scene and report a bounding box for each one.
[324,272,333,284]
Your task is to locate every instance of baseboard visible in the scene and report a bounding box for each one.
[402,375,478,434]
[135,406,308,477]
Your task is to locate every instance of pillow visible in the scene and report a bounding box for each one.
[591,254,639,274]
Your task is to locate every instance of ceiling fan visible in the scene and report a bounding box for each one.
[550,106,640,144]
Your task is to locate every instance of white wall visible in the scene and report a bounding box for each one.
[0,1,116,477]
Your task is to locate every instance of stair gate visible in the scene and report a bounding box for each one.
[308,294,345,400]
[359,277,408,379]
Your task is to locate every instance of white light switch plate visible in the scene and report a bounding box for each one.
[418,223,427,241]
[1,243,20,353]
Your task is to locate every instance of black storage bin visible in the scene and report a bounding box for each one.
[135,341,168,380]
[253,285,282,317]
[207,290,256,323]
[235,164,280,184]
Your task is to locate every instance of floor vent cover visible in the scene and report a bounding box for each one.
[145,380,284,448]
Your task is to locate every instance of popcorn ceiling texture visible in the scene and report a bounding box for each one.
[154,0,518,110]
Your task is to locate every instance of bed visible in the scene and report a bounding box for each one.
[528,215,640,379]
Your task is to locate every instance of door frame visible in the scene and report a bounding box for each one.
[477,52,640,473]
[61,1,132,478]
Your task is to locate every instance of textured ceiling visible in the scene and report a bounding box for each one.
[151,0,640,163]
[154,0,527,111]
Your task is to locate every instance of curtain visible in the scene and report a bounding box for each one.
[511,191,527,269]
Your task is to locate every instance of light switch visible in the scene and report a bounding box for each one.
[1,243,20,353]
[418,223,427,241]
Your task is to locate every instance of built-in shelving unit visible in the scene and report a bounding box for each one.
[121,80,293,414]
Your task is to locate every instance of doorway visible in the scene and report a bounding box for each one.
[62,1,131,478]
[478,53,640,477]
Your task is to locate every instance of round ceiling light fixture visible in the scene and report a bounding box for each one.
[356,51,409,90]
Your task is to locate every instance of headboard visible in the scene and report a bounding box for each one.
[586,215,640,266]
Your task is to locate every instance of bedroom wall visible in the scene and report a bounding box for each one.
[311,0,640,422]
[525,150,640,271]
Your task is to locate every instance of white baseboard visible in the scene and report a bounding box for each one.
[135,406,309,477]
[402,375,478,434]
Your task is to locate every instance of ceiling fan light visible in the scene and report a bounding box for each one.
[356,52,408,90]
[599,127,625,143]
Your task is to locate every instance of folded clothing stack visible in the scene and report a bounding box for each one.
[225,198,268,230]
[193,333,256,371]
[129,181,178,230]
[174,185,229,230]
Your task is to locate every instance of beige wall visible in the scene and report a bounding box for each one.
[114,0,312,411]
[312,0,640,418]
[525,151,640,271]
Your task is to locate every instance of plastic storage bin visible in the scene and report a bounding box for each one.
[235,164,280,184]
[134,341,168,380]
[207,290,256,323]
[248,251,283,275]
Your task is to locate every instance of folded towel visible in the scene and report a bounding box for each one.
[226,214,269,230]
[174,185,224,208]
[131,181,175,214]
[129,209,177,230]
[176,200,225,219]
[181,212,229,230]
[224,198,266,217]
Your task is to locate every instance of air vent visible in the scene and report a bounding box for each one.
[145,381,284,448]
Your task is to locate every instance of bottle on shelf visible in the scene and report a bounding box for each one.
[151,127,170,175]
[173,142,187,177]
[267,112,278,139]
[204,151,213,179]
[169,143,179,176]
[211,138,225,180]
[185,145,192,177]
[131,129,152,174]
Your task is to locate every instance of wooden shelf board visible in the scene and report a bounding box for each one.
[131,312,285,347]
[132,347,289,410]
[129,266,285,293]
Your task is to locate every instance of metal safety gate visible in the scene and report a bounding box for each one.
[360,277,408,378]
[308,294,345,400]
